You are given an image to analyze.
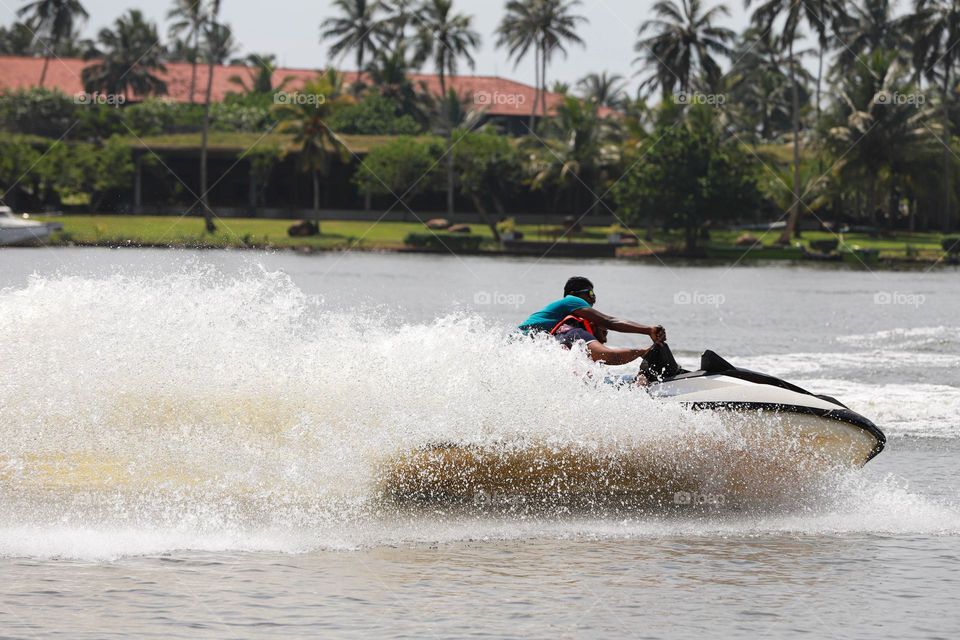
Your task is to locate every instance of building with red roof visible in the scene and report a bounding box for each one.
[0,54,614,134]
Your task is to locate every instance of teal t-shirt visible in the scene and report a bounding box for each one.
[518,295,591,332]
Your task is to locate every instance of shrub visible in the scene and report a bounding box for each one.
[809,239,839,253]
[942,237,960,254]
[354,136,444,198]
[0,88,79,138]
[403,232,484,251]
[330,93,421,135]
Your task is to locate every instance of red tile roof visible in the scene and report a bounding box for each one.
[0,54,614,118]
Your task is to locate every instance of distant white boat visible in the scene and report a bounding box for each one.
[0,206,62,246]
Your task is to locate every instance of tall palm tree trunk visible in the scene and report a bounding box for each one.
[439,69,455,216]
[189,29,199,103]
[779,40,802,244]
[943,66,953,232]
[446,143,455,216]
[39,55,51,87]
[200,53,216,233]
[313,169,321,231]
[530,47,540,131]
[816,45,823,123]
[540,45,548,118]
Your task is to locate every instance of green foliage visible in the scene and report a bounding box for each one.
[0,134,133,210]
[246,144,284,206]
[0,88,78,138]
[612,106,760,251]
[403,232,484,251]
[527,96,620,214]
[209,101,274,133]
[354,136,444,197]
[0,137,42,200]
[453,130,524,208]
[84,138,136,208]
[330,93,421,135]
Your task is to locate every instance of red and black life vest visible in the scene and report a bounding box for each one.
[549,314,595,336]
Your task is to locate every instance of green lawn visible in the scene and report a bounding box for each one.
[38,214,954,261]
[115,132,424,155]
[41,214,623,250]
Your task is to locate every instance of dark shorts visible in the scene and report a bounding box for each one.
[554,327,598,348]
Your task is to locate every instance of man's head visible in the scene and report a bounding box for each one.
[564,276,595,305]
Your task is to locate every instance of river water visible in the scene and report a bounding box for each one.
[1,248,959,639]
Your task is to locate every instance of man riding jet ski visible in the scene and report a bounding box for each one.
[517,277,885,466]
[518,276,682,383]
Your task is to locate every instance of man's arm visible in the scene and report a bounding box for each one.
[585,342,650,365]
[572,307,665,341]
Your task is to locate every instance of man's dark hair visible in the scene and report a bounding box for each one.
[564,276,594,297]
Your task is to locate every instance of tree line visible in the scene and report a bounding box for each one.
[1,0,959,242]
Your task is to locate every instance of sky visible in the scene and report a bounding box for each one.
[2,0,763,94]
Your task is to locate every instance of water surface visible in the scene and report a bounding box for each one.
[1,248,958,638]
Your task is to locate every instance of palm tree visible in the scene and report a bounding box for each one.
[635,0,733,98]
[727,27,812,141]
[380,0,414,44]
[167,0,207,104]
[534,0,587,118]
[577,71,627,108]
[834,0,902,74]
[228,53,292,94]
[497,0,542,129]
[0,22,36,55]
[166,36,199,63]
[365,43,427,121]
[426,87,487,223]
[17,0,88,87]
[906,0,960,232]
[82,10,167,98]
[412,0,480,215]
[198,3,235,233]
[497,0,587,128]
[826,50,942,229]
[526,95,621,216]
[321,0,391,72]
[274,73,352,227]
[746,0,837,243]
[414,0,480,97]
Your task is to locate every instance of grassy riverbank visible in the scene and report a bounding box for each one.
[36,214,956,263]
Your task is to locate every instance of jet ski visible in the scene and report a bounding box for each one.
[386,351,885,505]
[636,350,885,467]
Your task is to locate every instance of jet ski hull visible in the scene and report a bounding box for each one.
[385,352,885,505]
[646,366,885,466]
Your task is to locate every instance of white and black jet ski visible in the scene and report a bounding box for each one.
[638,350,885,466]
[385,350,885,503]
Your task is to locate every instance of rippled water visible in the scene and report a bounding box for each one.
[1,249,958,638]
